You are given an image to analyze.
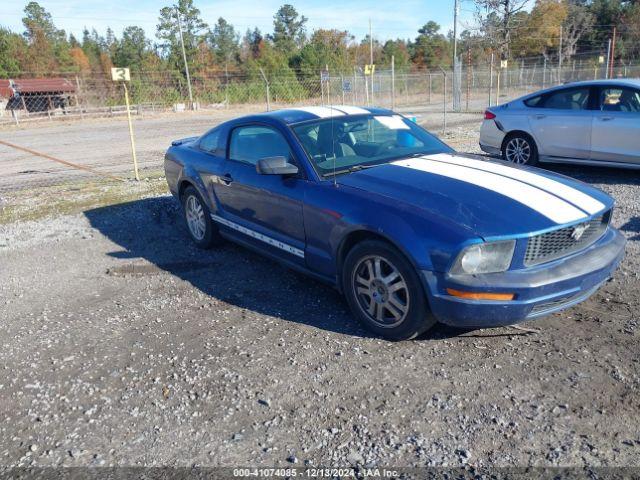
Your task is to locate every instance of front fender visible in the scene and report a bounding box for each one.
[303,183,474,280]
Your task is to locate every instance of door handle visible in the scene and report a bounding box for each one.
[600,116,614,121]
[534,114,546,120]
[219,173,233,185]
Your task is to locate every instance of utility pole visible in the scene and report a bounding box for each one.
[609,26,617,79]
[175,6,194,108]
[453,0,459,66]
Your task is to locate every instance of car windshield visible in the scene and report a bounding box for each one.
[292,114,453,177]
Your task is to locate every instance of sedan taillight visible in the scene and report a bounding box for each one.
[484,110,496,120]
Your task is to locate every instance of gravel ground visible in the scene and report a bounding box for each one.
[0,123,639,470]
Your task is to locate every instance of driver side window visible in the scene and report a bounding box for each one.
[229,125,292,166]
[599,87,640,113]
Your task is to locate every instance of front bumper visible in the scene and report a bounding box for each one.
[422,227,626,328]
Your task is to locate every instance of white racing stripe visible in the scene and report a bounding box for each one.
[292,106,346,118]
[331,105,370,115]
[424,153,605,215]
[392,158,588,225]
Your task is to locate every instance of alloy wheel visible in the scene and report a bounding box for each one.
[505,137,531,164]
[185,195,206,241]
[352,255,410,328]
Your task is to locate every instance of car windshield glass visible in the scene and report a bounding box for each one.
[292,114,453,176]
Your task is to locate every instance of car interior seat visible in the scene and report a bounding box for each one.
[316,123,356,158]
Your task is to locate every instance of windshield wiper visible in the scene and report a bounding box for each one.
[323,163,381,177]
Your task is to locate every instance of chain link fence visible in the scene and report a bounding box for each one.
[2,58,639,127]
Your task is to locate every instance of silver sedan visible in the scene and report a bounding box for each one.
[480,79,640,168]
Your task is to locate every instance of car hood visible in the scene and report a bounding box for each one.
[336,153,613,239]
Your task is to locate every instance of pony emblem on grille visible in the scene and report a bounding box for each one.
[571,223,590,241]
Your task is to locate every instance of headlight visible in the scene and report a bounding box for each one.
[450,240,516,274]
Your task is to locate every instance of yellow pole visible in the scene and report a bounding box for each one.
[123,82,140,181]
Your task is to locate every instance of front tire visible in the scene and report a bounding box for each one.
[181,186,221,249]
[342,240,436,340]
[502,133,538,166]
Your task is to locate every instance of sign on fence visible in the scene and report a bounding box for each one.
[500,60,508,69]
[320,70,330,82]
[364,64,375,76]
[342,80,352,92]
[111,67,131,82]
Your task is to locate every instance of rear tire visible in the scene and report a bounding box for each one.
[342,240,436,340]
[181,186,222,249]
[502,133,538,166]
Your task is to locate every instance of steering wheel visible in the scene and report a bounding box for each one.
[374,140,397,155]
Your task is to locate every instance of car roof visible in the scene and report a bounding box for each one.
[232,105,395,126]
[518,78,640,100]
[561,78,640,89]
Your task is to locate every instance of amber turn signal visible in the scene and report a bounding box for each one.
[446,288,515,301]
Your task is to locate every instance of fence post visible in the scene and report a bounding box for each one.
[354,68,358,105]
[466,47,471,111]
[428,73,432,104]
[489,52,494,107]
[438,67,447,135]
[391,55,395,110]
[259,68,270,111]
[543,57,547,88]
[365,74,370,106]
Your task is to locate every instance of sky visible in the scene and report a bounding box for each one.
[1,0,478,43]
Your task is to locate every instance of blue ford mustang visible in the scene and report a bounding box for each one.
[164,105,626,340]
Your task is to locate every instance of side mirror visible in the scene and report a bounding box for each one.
[256,156,299,175]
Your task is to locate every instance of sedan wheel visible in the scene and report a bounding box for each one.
[343,240,436,340]
[504,135,537,165]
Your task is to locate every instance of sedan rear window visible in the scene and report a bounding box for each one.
[541,87,591,110]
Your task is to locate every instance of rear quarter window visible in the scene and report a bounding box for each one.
[524,95,543,107]
[198,129,224,156]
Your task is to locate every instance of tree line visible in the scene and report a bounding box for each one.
[1,0,639,81]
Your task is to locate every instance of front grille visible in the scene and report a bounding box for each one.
[524,210,611,267]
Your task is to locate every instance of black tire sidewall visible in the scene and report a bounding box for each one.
[503,134,538,166]
[342,240,436,341]
[181,186,217,249]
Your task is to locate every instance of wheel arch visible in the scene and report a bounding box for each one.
[501,130,538,155]
[335,228,425,294]
[177,178,197,200]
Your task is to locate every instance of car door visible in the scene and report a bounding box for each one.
[187,126,236,217]
[218,124,307,265]
[591,85,640,164]
[527,85,594,160]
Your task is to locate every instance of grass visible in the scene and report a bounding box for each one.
[0,170,169,225]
